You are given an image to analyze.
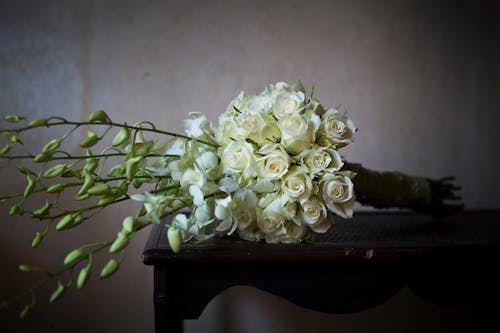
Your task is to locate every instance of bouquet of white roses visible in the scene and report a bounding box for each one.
[0,81,461,317]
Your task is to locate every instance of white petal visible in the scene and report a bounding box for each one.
[189,185,204,207]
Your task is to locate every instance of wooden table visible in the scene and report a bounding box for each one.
[143,211,500,333]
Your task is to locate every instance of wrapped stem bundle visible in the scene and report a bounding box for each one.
[344,162,462,217]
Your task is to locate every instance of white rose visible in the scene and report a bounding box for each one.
[300,200,330,233]
[263,81,305,99]
[236,110,281,145]
[317,109,357,148]
[221,141,257,179]
[266,220,308,244]
[237,111,265,135]
[282,167,312,203]
[303,146,343,174]
[257,146,290,180]
[215,116,241,146]
[257,195,285,234]
[279,113,320,155]
[244,95,274,114]
[320,171,356,218]
[272,91,305,120]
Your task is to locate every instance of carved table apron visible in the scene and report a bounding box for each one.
[143,211,500,333]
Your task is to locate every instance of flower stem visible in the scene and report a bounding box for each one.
[1,120,217,147]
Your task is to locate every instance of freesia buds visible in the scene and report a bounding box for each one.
[107,165,125,177]
[122,216,135,234]
[100,259,119,279]
[42,139,62,153]
[126,156,142,180]
[49,281,65,303]
[42,164,67,178]
[56,214,74,230]
[9,203,21,216]
[23,176,35,198]
[28,118,48,127]
[46,183,65,193]
[112,126,130,147]
[33,152,52,163]
[78,172,95,195]
[77,266,91,289]
[31,232,43,248]
[4,115,21,123]
[80,131,99,148]
[87,183,111,196]
[18,264,32,272]
[167,225,182,253]
[109,232,128,253]
[88,110,109,123]
[31,200,51,218]
[0,144,12,155]
[64,249,84,266]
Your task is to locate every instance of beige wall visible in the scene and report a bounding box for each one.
[1,0,499,332]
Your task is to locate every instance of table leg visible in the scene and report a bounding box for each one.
[154,265,183,333]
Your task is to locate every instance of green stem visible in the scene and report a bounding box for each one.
[1,241,111,309]
[1,121,217,147]
[0,153,178,160]
[1,213,158,310]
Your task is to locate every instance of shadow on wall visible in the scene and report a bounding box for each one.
[189,286,498,333]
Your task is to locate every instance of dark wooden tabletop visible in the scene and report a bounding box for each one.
[143,210,500,329]
[144,210,500,264]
